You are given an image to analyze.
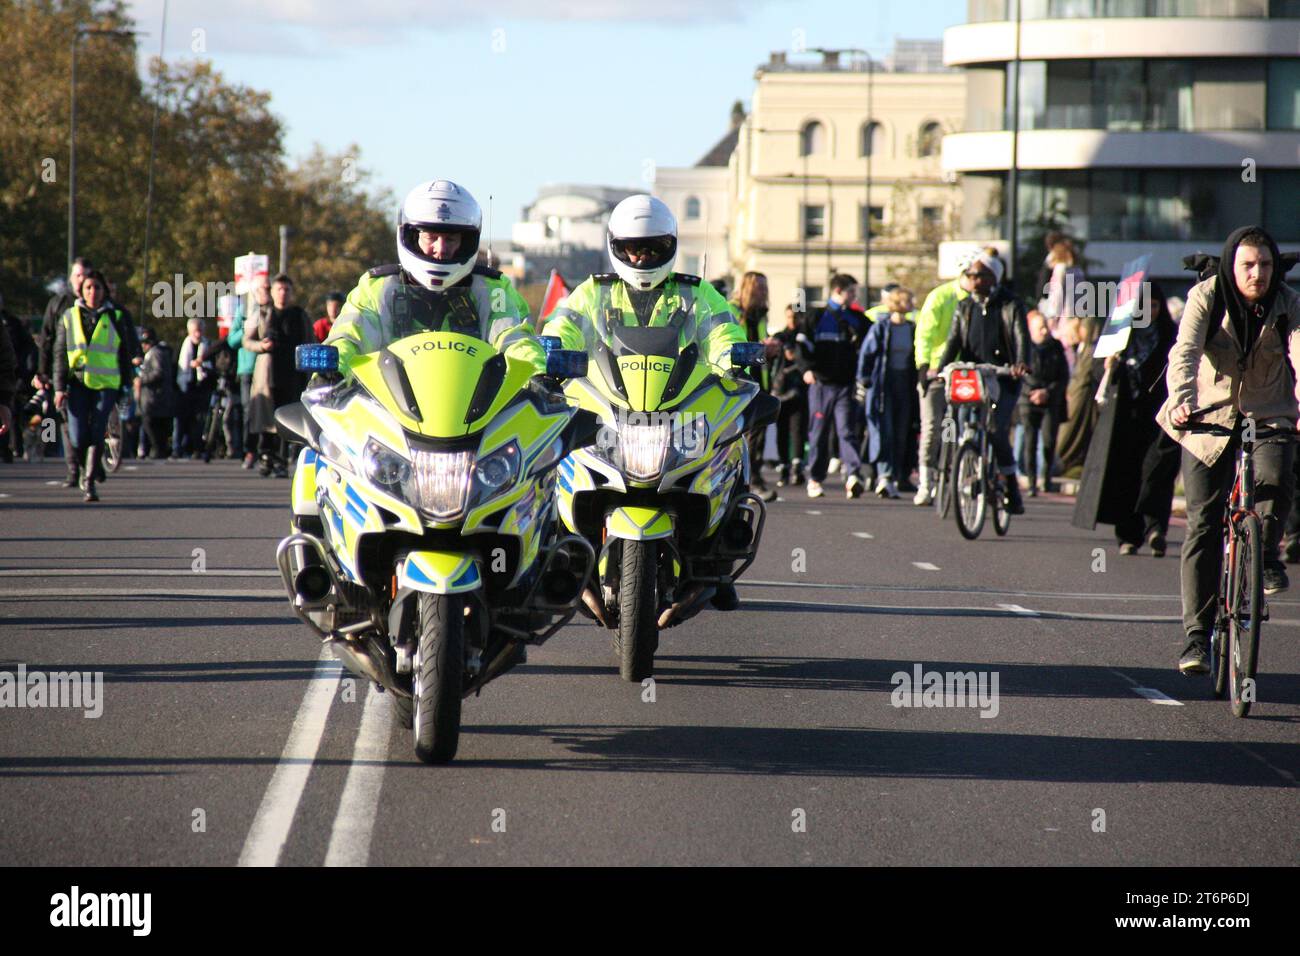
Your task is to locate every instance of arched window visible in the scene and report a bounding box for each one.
[684,196,702,220]
[800,120,825,157]
[860,121,882,158]
[918,121,942,158]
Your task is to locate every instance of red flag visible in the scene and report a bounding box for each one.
[538,269,570,323]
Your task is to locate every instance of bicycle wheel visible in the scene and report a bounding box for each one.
[1229,513,1262,718]
[992,470,1011,536]
[935,441,953,518]
[105,415,123,473]
[954,442,986,540]
[1210,622,1229,700]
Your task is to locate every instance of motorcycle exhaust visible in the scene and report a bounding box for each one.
[658,584,717,628]
[541,568,582,605]
[294,564,333,603]
[329,638,385,686]
[722,516,754,550]
[580,586,610,627]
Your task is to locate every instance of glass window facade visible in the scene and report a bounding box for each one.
[1003,58,1269,131]
[963,169,1287,242]
[968,0,1274,20]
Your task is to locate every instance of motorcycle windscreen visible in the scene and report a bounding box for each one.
[611,325,680,412]
[365,331,532,438]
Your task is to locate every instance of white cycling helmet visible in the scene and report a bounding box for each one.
[607,194,677,291]
[954,248,981,278]
[397,180,481,291]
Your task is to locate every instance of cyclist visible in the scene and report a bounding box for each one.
[934,252,1030,515]
[325,179,545,378]
[913,254,973,505]
[1159,225,1300,675]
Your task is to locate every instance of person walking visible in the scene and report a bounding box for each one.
[1073,284,1180,553]
[172,318,213,459]
[1,294,36,462]
[134,327,176,459]
[730,271,778,501]
[771,303,810,487]
[245,273,311,478]
[1017,310,1069,495]
[801,273,868,499]
[51,270,135,501]
[857,287,918,499]
[229,277,268,468]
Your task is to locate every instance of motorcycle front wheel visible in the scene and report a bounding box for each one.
[412,592,465,763]
[616,540,659,682]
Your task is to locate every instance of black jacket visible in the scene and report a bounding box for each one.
[38,290,76,379]
[1019,336,1069,415]
[770,328,811,402]
[936,290,1031,373]
[801,302,868,386]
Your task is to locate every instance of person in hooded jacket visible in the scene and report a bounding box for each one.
[1157,225,1300,675]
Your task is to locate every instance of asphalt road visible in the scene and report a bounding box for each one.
[1,456,1297,866]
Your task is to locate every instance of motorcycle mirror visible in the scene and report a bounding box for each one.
[730,342,766,368]
[296,344,339,373]
[545,349,588,380]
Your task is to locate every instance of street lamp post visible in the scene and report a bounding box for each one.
[68,24,143,275]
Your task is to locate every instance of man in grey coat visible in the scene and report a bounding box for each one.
[1157,225,1300,674]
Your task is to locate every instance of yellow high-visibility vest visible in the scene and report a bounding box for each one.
[64,305,122,390]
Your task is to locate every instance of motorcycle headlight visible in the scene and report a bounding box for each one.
[475,442,519,492]
[671,414,710,462]
[621,421,671,481]
[408,448,475,519]
[363,439,411,486]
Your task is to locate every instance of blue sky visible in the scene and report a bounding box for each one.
[127,0,968,239]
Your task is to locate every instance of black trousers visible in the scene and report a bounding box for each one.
[1115,430,1181,546]
[776,396,807,468]
[1180,437,1293,636]
[144,416,172,458]
[1017,403,1060,485]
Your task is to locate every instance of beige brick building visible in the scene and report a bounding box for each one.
[728,47,966,326]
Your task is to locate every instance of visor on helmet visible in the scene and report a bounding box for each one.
[610,235,676,271]
[399,222,479,266]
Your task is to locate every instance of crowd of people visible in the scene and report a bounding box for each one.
[0,258,346,496]
[3,216,1295,680]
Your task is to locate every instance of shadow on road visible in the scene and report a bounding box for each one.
[516,655,1300,706]
[453,722,1299,786]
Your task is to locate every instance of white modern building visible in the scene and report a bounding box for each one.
[943,0,1300,289]
[510,183,640,283]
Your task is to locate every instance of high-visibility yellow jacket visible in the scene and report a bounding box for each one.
[542,273,745,372]
[326,264,545,375]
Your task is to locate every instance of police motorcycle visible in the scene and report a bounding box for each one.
[273,333,598,764]
[551,327,777,681]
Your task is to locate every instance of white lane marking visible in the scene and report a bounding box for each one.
[0,568,279,577]
[996,603,1039,616]
[44,480,62,486]
[238,646,342,867]
[805,510,822,515]
[325,684,393,867]
[0,493,9,498]
[851,532,874,539]
[0,587,282,599]
[1128,687,1183,706]
[913,562,940,571]
[124,465,138,471]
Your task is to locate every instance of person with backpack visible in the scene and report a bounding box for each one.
[1158,225,1300,675]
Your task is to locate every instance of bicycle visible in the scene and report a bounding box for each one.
[103,391,128,474]
[938,363,1015,540]
[1176,411,1299,717]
